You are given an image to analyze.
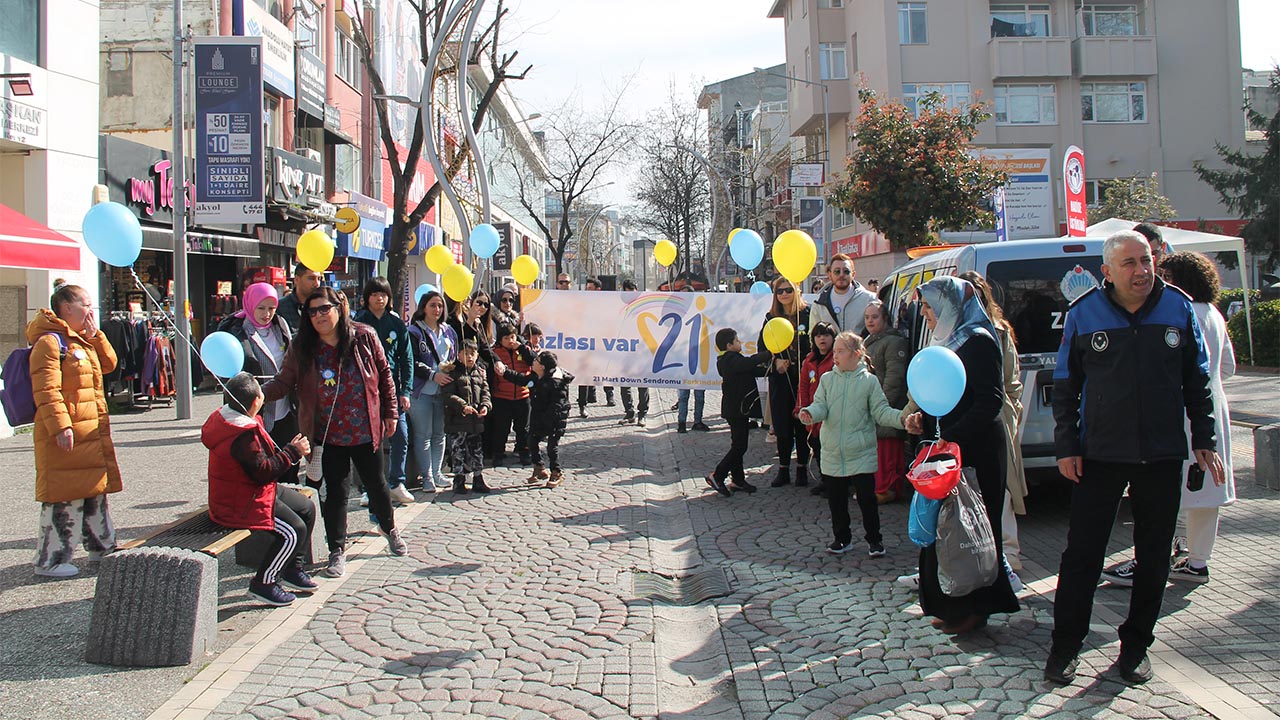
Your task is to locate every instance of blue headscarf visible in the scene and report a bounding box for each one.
[917,276,998,352]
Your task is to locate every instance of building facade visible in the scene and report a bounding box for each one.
[768,0,1248,282]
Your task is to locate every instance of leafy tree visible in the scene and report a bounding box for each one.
[1090,173,1177,224]
[828,87,1007,249]
[1195,66,1280,272]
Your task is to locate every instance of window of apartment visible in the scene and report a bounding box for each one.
[990,4,1050,37]
[0,0,40,64]
[994,83,1057,124]
[263,94,283,148]
[335,144,361,194]
[818,0,844,8]
[833,204,856,230]
[1081,82,1146,122]
[295,127,324,155]
[898,3,928,44]
[294,0,321,51]
[336,26,361,90]
[903,83,971,116]
[819,42,847,80]
[1081,4,1139,36]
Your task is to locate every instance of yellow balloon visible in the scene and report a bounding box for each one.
[425,244,454,274]
[762,316,796,354]
[654,239,677,268]
[772,229,817,284]
[296,229,335,272]
[728,227,745,246]
[511,254,540,286]
[442,264,474,302]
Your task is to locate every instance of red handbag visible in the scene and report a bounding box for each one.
[907,440,963,500]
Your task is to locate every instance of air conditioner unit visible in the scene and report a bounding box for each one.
[300,148,321,162]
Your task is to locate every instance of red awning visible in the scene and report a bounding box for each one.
[0,203,82,272]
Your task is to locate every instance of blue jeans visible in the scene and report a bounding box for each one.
[677,389,705,425]
[387,409,409,488]
[408,394,447,487]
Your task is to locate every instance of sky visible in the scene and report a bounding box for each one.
[500,0,1278,205]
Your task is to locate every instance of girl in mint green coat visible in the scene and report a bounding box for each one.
[800,332,911,557]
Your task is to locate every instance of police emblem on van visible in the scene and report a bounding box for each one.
[1164,327,1181,348]
[1091,332,1109,352]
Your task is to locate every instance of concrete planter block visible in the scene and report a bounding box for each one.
[1256,424,1279,490]
[85,547,218,667]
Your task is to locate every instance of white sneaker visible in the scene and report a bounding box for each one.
[34,563,79,578]
[896,572,920,589]
[389,485,415,504]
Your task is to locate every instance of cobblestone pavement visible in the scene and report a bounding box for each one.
[136,383,1279,720]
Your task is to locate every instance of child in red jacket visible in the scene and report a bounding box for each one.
[795,322,836,494]
[202,372,316,606]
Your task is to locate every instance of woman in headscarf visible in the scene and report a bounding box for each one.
[491,283,522,333]
[758,277,812,487]
[218,282,296,446]
[905,275,1020,634]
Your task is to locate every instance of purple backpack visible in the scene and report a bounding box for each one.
[1,333,67,427]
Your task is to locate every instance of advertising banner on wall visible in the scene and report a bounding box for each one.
[336,191,388,261]
[295,49,325,120]
[492,222,513,272]
[1063,145,1087,237]
[521,289,773,389]
[193,37,265,225]
[234,0,295,98]
[993,186,1009,243]
[978,147,1054,239]
[797,197,826,263]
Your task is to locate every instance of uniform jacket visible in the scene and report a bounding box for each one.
[808,282,877,335]
[802,363,906,476]
[201,406,303,531]
[490,342,534,401]
[717,349,770,420]
[27,310,123,503]
[443,361,492,434]
[352,309,413,397]
[263,324,397,450]
[503,366,575,436]
[864,329,910,439]
[795,350,835,436]
[1053,278,1215,464]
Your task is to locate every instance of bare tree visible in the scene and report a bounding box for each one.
[633,88,711,277]
[510,88,634,278]
[349,0,529,300]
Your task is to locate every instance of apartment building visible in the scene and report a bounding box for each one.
[768,0,1247,281]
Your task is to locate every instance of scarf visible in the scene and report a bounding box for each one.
[241,283,279,329]
[917,276,997,352]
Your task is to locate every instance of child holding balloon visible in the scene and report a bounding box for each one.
[799,332,907,556]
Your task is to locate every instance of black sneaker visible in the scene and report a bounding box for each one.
[1044,651,1079,685]
[867,543,886,558]
[471,473,491,494]
[770,466,791,488]
[1168,557,1209,584]
[1101,558,1136,587]
[279,568,318,592]
[619,415,635,425]
[810,483,827,497]
[677,423,688,433]
[578,406,588,418]
[248,580,296,607]
[1118,652,1153,684]
[826,540,852,554]
[453,475,469,494]
[729,480,757,494]
[692,422,711,431]
[705,474,730,497]
[636,415,647,427]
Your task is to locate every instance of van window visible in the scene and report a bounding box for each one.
[985,256,1103,355]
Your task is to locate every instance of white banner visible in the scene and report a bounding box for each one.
[521,290,775,389]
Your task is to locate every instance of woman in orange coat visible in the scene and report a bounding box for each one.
[27,283,122,578]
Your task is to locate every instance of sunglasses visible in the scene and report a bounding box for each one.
[557,280,571,285]
[774,287,794,295]
[307,303,336,317]
[500,297,514,304]
[474,301,490,309]
[831,268,852,275]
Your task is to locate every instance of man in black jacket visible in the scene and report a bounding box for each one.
[1045,231,1224,686]
[277,262,325,333]
[704,328,770,497]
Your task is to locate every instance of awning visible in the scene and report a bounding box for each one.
[0,203,82,271]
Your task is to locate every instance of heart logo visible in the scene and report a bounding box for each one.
[636,312,661,354]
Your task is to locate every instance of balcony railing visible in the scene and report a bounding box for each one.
[989,36,1072,78]
[1073,35,1157,77]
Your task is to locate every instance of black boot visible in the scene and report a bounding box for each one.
[471,472,491,494]
[794,464,809,487]
[771,465,791,488]
[452,474,469,494]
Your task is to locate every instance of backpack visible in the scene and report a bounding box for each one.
[1,333,67,427]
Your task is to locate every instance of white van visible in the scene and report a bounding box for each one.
[877,237,1110,471]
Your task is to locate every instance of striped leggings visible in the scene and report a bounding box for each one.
[258,486,316,584]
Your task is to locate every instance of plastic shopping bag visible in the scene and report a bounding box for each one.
[908,492,943,547]
[907,440,963,500]
[936,469,1000,597]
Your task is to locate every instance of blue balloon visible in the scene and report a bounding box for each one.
[469,224,501,259]
[730,229,765,270]
[200,331,245,378]
[906,346,967,417]
[82,201,143,267]
[749,281,771,296]
[414,283,438,305]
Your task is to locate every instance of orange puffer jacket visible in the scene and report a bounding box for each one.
[26,310,123,503]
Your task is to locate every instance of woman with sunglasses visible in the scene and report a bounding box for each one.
[491,285,522,333]
[264,287,406,578]
[758,278,812,488]
[448,290,496,370]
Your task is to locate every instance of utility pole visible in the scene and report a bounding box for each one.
[172,0,192,419]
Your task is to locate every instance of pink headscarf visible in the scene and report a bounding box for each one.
[242,282,279,328]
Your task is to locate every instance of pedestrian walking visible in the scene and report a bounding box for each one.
[407,290,458,492]
[263,287,407,579]
[28,283,122,578]
[353,277,414,504]
[442,340,493,494]
[704,327,770,496]
[1044,231,1223,686]
[577,276,614,416]
[619,280,650,427]
[799,332,905,557]
[496,350,575,488]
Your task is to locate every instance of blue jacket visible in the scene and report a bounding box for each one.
[1052,278,1215,464]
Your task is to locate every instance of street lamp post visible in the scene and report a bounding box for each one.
[755,67,830,267]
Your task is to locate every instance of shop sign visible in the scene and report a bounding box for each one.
[403,222,437,256]
[234,0,295,98]
[256,226,296,247]
[336,191,388,261]
[268,147,324,207]
[295,48,325,120]
[491,222,513,271]
[126,158,193,220]
[790,163,825,187]
[324,104,344,136]
[0,97,46,149]
[194,37,266,224]
[450,240,464,265]
[1063,145,1087,237]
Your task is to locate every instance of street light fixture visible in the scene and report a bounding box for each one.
[0,73,33,97]
[754,66,830,263]
[373,93,421,107]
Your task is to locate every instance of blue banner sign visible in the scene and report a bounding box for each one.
[337,191,388,261]
[193,37,265,224]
